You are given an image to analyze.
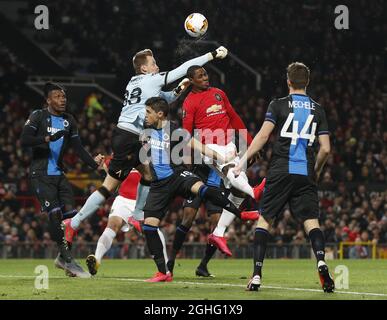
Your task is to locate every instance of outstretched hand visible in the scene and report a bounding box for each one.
[211,46,228,59]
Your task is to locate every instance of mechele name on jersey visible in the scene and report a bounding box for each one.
[288,100,316,110]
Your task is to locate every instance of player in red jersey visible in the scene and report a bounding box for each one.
[181,65,266,256]
[85,157,143,275]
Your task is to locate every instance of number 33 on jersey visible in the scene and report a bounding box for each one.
[265,94,329,176]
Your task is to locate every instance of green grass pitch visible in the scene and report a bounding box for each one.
[0,259,386,300]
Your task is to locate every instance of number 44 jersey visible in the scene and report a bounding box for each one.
[264,93,329,177]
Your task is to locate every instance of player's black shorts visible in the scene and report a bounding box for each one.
[109,127,142,181]
[144,170,202,220]
[261,172,319,222]
[183,165,224,215]
[30,175,75,213]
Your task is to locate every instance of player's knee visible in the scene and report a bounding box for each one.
[144,217,160,227]
[304,219,320,233]
[256,216,271,230]
[139,177,151,186]
[191,181,204,194]
[98,186,112,199]
[107,217,123,233]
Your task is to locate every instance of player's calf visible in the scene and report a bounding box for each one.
[70,185,113,231]
[143,220,171,278]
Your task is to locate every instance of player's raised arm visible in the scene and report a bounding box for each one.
[173,126,226,164]
[188,137,226,164]
[165,46,228,85]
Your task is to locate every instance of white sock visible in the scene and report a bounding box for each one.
[95,228,116,263]
[213,210,235,237]
[71,190,106,229]
[213,193,246,237]
[157,229,169,273]
[226,170,254,198]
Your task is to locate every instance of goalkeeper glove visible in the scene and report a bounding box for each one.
[173,78,190,96]
[210,46,228,60]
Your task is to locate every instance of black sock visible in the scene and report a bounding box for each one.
[253,228,269,277]
[62,209,78,220]
[171,224,190,260]
[143,224,167,274]
[198,185,241,218]
[309,228,325,262]
[48,207,72,263]
[199,243,217,268]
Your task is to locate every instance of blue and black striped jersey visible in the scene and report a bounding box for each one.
[264,94,329,176]
[146,121,191,182]
[22,108,79,176]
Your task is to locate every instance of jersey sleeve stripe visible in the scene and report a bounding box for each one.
[28,125,37,130]
[164,71,169,87]
[317,131,329,135]
[264,118,276,124]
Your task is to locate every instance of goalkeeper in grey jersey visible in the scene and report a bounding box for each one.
[65,46,228,241]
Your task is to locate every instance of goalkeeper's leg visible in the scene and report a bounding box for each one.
[70,176,117,231]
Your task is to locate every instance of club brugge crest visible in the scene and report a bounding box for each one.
[215,93,222,101]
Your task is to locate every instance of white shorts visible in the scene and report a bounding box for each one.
[109,195,136,232]
[203,142,239,188]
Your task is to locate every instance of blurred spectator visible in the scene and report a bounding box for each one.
[85,92,105,118]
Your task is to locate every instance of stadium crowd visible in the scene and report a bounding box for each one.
[1,0,386,258]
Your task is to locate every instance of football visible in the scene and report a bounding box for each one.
[184,13,208,38]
